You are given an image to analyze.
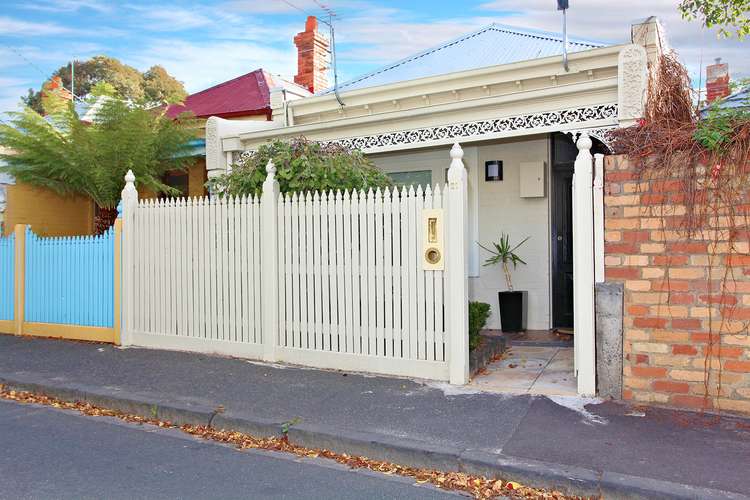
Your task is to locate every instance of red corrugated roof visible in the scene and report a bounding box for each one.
[166,68,272,119]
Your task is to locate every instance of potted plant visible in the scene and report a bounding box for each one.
[478,233,529,332]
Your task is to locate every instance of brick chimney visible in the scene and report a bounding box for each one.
[706,58,730,103]
[45,76,74,101]
[294,16,329,93]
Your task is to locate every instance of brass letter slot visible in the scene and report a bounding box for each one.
[422,208,444,270]
[427,217,437,243]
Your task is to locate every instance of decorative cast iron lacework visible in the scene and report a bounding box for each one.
[233,103,618,162]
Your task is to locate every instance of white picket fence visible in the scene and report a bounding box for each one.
[127,195,264,358]
[275,185,448,380]
[120,144,470,383]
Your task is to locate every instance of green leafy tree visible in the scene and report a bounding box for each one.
[0,100,197,233]
[143,65,188,106]
[207,138,392,196]
[22,56,187,111]
[679,0,750,38]
[20,88,42,114]
[87,81,119,101]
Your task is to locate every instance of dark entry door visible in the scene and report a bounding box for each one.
[551,166,574,328]
[551,133,578,329]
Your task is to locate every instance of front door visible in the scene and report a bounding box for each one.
[551,133,578,329]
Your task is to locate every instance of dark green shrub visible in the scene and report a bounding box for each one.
[206,137,392,196]
[469,301,491,351]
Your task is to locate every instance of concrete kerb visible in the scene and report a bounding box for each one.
[0,374,746,500]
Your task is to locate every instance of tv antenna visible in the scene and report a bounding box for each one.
[313,0,345,106]
[557,0,570,72]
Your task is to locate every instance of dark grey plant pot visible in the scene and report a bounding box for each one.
[498,291,527,332]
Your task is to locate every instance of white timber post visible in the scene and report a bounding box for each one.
[593,153,605,284]
[260,159,280,362]
[573,133,596,396]
[446,143,469,385]
[120,169,138,346]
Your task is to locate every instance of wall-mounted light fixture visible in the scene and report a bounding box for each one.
[485,160,503,181]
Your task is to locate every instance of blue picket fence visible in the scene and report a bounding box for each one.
[25,227,115,327]
[0,233,14,322]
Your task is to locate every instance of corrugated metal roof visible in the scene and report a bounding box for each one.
[700,86,750,117]
[321,23,607,94]
[166,69,271,119]
[717,86,749,110]
[166,70,309,119]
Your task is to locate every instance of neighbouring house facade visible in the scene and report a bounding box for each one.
[0,141,96,237]
[164,68,311,198]
[2,33,313,237]
[205,16,664,395]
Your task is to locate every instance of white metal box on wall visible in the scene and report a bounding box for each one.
[519,161,546,198]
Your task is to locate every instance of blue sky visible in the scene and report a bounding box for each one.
[1,0,747,115]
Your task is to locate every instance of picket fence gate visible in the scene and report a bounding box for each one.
[127,194,264,358]
[25,227,115,328]
[120,144,470,383]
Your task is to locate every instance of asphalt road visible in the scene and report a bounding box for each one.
[0,399,461,500]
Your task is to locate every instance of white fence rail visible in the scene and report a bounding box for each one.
[120,144,470,383]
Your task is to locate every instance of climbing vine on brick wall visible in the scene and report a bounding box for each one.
[611,53,750,411]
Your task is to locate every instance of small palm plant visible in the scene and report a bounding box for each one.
[478,233,529,291]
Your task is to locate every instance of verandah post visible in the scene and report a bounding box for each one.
[573,133,596,396]
[446,143,469,385]
[260,159,280,362]
[120,170,138,346]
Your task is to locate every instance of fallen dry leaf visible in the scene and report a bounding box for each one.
[0,384,594,500]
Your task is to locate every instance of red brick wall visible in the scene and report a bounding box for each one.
[603,155,750,415]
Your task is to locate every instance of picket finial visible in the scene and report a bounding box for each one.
[447,142,466,187]
[120,169,138,216]
[450,142,463,161]
[576,131,592,153]
[262,159,279,197]
[122,170,136,196]
[265,159,276,181]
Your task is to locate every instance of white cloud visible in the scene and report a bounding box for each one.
[477,0,749,79]
[0,16,75,36]
[124,5,214,31]
[128,40,297,93]
[335,15,495,63]
[223,0,351,14]
[20,0,112,13]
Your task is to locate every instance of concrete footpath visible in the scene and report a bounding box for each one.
[1,335,748,499]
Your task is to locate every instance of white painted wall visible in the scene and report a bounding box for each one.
[371,135,551,331]
[371,147,480,277]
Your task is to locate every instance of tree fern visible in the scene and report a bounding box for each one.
[0,100,197,230]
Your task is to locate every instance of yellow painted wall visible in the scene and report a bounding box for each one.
[3,182,94,237]
[189,158,208,197]
[138,159,207,200]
